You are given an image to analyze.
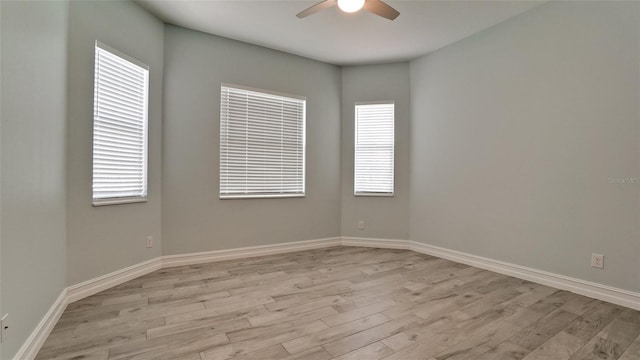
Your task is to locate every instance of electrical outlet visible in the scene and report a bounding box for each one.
[1,313,8,343]
[358,220,365,230]
[591,253,604,269]
[146,236,153,248]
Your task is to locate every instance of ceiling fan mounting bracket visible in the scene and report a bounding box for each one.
[296,0,400,21]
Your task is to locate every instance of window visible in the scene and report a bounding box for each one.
[354,102,395,196]
[92,42,149,205]
[219,84,306,198]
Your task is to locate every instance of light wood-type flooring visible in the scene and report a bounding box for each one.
[36,246,640,360]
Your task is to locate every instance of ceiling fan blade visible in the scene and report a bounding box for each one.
[363,0,399,20]
[296,0,337,18]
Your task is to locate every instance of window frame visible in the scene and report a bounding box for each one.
[92,41,149,206]
[219,83,307,199]
[354,101,395,197]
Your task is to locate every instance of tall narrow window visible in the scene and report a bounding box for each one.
[92,42,149,205]
[354,102,395,196]
[220,84,306,198]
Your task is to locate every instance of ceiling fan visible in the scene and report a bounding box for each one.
[297,0,400,20]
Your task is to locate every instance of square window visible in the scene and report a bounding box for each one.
[219,84,306,199]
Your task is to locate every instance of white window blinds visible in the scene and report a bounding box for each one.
[220,84,306,198]
[354,102,395,196]
[92,42,149,205]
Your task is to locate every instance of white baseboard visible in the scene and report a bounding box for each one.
[66,257,162,303]
[409,240,640,311]
[162,237,342,268]
[341,236,410,249]
[18,235,640,359]
[64,237,340,306]
[15,239,340,359]
[341,237,640,311]
[53,236,640,311]
[13,289,67,360]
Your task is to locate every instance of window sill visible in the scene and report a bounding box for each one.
[220,194,306,200]
[93,197,148,206]
[354,192,394,197]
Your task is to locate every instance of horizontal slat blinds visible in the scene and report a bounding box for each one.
[92,42,149,205]
[354,102,394,195]
[220,85,306,198]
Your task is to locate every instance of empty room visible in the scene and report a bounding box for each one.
[1,0,639,359]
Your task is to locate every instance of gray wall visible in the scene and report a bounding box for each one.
[0,1,68,357]
[1,2,3,355]
[66,1,164,286]
[410,1,640,292]
[340,64,410,239]
[162,26,341,255]
[3,2,640,357]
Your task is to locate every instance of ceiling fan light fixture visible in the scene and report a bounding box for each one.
[337,0,365,13]
[297,0,398,20]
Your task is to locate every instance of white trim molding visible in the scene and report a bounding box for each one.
[162,237,342,268]
[18,235,640,360]
[67,257,162,303]
[341,237,640,311]
[341,236,410,249]
[59,237,640,311]
[66,237,340,305]
[409,240,640,311]
[13,289,67,360]
[15,238,340,359]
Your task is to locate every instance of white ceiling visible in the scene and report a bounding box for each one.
[137,0,543,66]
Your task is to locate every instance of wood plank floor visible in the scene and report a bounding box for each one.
[36,246,640,360]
